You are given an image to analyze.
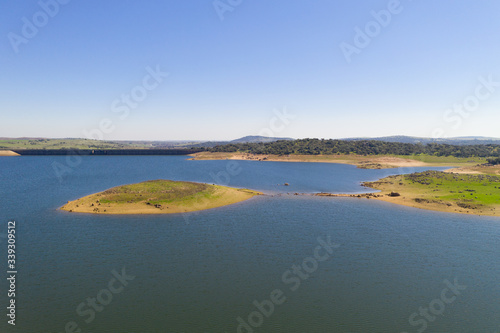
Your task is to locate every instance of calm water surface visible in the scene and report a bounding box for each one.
[0,156,499,332]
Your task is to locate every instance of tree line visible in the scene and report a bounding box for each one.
[487,157,500,165]
[209,139,500,158]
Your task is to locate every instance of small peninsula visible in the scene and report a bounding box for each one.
[61,180,261,214]
[317,171,500,216]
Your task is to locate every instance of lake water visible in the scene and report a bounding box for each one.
[0,156,499,333]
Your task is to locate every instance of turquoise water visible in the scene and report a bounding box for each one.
[0,156,499,332]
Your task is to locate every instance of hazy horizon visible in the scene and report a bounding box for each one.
[2,134,500,143]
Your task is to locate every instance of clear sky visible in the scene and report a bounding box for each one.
[1,0,499,141]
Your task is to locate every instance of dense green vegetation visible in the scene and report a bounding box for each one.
[487,157,500,165]
[210,139,500,158]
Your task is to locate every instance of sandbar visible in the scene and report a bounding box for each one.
[0,150,20,156]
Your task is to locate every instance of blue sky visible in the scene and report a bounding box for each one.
[1,0,499,140]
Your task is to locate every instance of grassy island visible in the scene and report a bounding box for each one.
[60,180,261,214]
[359,171,500,216]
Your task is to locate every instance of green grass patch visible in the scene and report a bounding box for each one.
[99,180,211,204]
[0,138,150,150]
[402,171,500,207]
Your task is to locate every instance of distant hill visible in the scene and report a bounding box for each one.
[230,135,294,143]
[344,136,500,145]
[180,136,293,148]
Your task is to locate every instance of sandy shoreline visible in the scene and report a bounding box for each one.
[190,152,434,169]
[356,194,499,217]
[314,192,500,216]
[0,150,20,156]
[443,165,500,175]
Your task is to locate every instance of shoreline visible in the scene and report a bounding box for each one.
[189,152,476,170]
[42,152,500,217]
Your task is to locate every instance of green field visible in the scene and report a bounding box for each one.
[403,171,500,206]
[364,171,500,215]
[0,138,150,150]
